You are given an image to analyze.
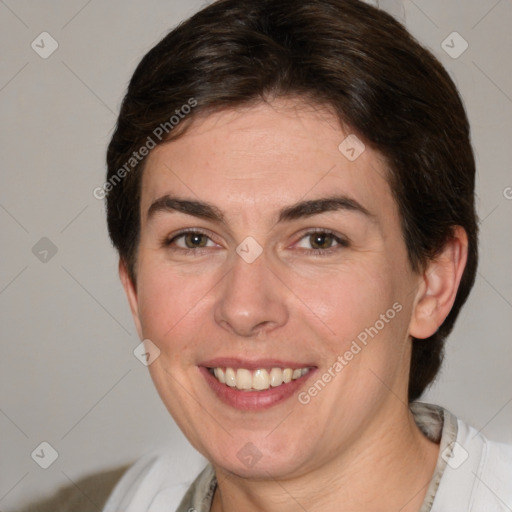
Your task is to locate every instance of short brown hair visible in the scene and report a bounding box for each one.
[106,0,478,401]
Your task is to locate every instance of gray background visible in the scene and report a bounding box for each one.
[1,0,511,509]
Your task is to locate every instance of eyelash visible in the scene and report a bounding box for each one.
[294,228,349,256]
[161,228,349,256]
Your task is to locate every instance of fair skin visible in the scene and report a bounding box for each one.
[120,99,468,512]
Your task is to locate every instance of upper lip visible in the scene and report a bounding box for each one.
[199,357,316,370]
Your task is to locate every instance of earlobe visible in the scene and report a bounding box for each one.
[409,226,468,340]
[118,259,143,339]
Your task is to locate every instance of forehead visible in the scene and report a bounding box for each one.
[140,99,396,224]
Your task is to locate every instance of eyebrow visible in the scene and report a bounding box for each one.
[146,194,373,224]
[278,196,373,222]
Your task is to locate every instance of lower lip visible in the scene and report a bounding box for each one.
[199,367,315,411]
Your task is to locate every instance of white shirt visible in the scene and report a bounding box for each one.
[102,403,512,511]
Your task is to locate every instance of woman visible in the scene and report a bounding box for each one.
[102,0,512,510]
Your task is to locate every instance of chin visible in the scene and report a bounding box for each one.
[205,436,313,480]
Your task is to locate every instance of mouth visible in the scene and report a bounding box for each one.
[199,358,316,410]
[207,366,312,391]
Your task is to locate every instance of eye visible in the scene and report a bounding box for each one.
[163,230,218,250]
[294,230,348,253]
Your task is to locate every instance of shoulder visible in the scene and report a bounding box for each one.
[17,465,129,512]
[102,444,208,512]
[433,413,512,511]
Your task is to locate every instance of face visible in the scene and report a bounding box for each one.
[121,99,426,479]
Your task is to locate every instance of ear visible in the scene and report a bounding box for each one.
[409,226,468,340]
[119,259,143,340]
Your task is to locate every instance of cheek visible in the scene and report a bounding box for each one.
[296,263,399,348]
[306,263,412,400]
[135,264,212,353]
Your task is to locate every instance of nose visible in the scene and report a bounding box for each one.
[213,250,289,337]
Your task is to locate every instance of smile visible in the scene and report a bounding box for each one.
[208,367,312,391]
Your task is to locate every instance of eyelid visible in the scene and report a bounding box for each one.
[160,227,349,254]
[295,227,349,242]
[162,228,221,248]
[291,228,350,252]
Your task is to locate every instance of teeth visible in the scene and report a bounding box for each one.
[292,369,302,379]
[253,369,269,390]
[269,368,283,387]
[210,366,310,391]
[213,368,225,384]
[236,369,252,390]
[225,368,236,387]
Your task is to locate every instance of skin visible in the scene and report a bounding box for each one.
[120,98,468,512]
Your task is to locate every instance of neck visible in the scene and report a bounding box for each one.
[210,404,440,512]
